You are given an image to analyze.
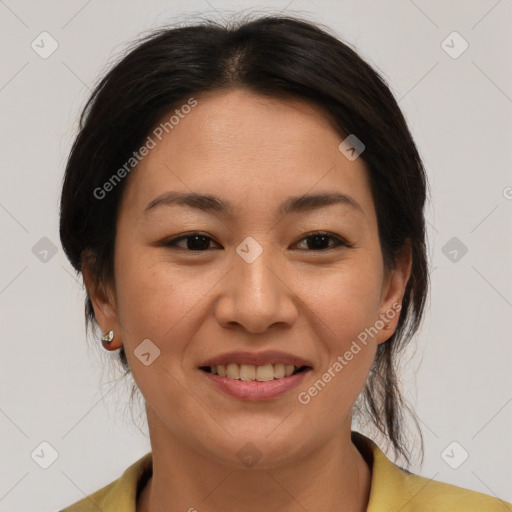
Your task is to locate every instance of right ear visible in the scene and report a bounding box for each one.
[82,256,123,350]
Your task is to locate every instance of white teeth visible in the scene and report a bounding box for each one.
[274,363,285,378]
[208,363,303,381]
[226,363,240,379]
[239,364,256,381]
[255,364,274,381]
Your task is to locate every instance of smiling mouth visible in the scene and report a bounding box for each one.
[199,363,310,382]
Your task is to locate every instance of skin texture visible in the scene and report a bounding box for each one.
[83,88,411,512]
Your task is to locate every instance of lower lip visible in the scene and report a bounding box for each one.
[200,369,311,401]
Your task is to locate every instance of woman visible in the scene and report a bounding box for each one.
[58,14,511,512]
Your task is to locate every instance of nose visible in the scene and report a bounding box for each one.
[214,245,298,334]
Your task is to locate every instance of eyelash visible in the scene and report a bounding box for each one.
[161,231,352,252]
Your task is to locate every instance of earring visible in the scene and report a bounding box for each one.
[101,330,114,350]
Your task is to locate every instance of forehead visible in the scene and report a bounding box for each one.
[120,88,374,219]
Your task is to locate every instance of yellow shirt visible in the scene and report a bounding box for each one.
[59,433,511,511]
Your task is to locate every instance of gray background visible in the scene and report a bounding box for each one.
[1,0,511,510]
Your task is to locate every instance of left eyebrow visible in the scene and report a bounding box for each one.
[143,191,364,217]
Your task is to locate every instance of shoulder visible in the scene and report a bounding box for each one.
[392,470,512,511]
[58,452,153,512]
[352,432,512,512]
[59,480,118,512]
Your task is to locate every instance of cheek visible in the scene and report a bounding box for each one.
[113,260,209,403]
[298,258,383,392]
[304,257,384,341]
[296,282,380,423]
[115,260,206,341]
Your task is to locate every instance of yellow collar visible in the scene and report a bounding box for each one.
[60,432,511,511]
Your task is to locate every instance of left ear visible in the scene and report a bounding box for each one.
[375,240,412,345]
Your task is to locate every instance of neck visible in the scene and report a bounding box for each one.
[138,407,371,512]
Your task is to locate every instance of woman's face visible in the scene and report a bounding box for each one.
[86,88,410,468]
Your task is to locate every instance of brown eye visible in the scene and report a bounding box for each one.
[163,233,220,251]
[293,232,351,251]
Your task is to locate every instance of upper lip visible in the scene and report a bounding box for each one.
[200,350,313,368]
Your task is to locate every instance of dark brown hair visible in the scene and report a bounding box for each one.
[60,14,428,465]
